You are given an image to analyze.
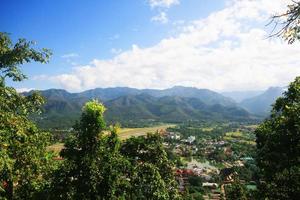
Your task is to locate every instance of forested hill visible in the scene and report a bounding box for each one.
[24,86,257,129]
[239,87,285,116]
[53,86,236,106]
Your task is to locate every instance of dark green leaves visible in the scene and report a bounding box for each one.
[256,76,300,199]
[0,32,51,82]
[0,32,53,199]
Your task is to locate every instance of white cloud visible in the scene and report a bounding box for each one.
[61,53,79,58]
[148,0,179,8]
[16,88,34,93]
[50,74,82,91]
[42,0,300,92]
[151,12,169,24]
[148,0,179,24]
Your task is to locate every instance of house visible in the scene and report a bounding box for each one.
[187,136,196,144]
[203,182,218,189]
[167,132,181,140]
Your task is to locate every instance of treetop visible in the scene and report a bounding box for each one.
[83,99,106,116]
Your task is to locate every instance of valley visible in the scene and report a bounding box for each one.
[2,0,299,198]
[48,121,259,199]
[38,85,283,199]
[48,123,176,153]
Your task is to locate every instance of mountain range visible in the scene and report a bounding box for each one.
[23,86,285,129]
[221,90,264,103]
[238,87,285,115]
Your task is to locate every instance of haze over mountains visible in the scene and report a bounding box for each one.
[24,86,285,129]
[239,87,286,115]
[221,90,264,103]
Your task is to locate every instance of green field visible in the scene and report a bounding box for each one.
[225,131,243,137]
[48,124,175,153]
[117,124,175,139]
[224,131,256,145]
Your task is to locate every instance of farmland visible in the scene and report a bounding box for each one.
[48,124,175,153]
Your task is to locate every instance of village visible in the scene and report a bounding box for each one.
[161,123,257,200]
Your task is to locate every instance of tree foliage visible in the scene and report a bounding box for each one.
[50,100,181,199]
[255,76,300,199]
[270,1,300,43]
[121,133,181,200]
[0,32,53,199]
[49,100,129,199]
[0,32,181,199]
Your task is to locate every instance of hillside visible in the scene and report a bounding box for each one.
[24,87,256,129]
[239,87,285,115]
[104,94,251,124]
[222,90,264,103]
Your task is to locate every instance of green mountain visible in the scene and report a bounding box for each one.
[143,86,235,106]
[239,87,285,116]
[24,87,256,129]
[105,94,251,124]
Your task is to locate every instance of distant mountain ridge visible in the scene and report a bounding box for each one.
[44,86,235,106]
[24,86,256,129]
[104,94,251,124]
[239,87,285,115]
[222,90,264,103]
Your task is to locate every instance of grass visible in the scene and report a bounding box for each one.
[48,124,175,153]
[225,131,243,137]
[118,124,175,140]
[224,131,256,145]
[201,127,214,132]
[223,136,256,145]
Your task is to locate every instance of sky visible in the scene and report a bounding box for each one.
[1,0,300,92]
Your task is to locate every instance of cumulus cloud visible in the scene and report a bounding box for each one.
[148,0,179,8]
[41,0,300,92]
[151,12,169,24]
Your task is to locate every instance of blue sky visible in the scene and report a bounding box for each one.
[1,0,300,92]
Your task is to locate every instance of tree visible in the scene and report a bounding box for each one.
[121,133,181,200]
[50,100,131,200]
[270,1,300,43]
[255,76,300,199]
[131,162,170,200]
[50,101,181,200]
[0,32,53,199]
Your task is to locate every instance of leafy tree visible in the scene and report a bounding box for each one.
[94,126,132,199]
[131,162,170,200]
[50,101,181,199]
[0,32,53,199]
[49,100,131,199]
[255,76,300,199]
[121,133,182,200]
